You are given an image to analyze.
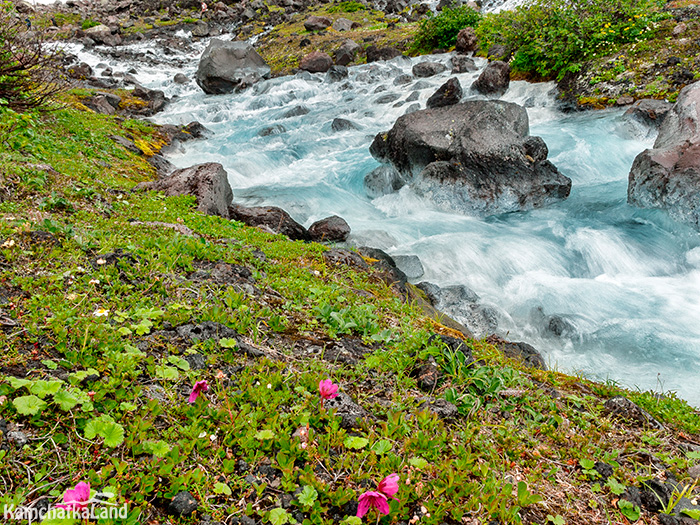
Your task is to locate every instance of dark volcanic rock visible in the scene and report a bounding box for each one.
[623,99,673,130]
[368,101,571,215]
[412,61,447,78]
[196,39,270,94]
[427,77,462,108]
[300,51,333,73]
[334,40,361,66]
[135,163,232,218]
[228,204,310,241]
[412,354,442,391]
[628,82,700,229]
[491,338,547,369]
[418,283,497,338]
[451,54,477,73]
[324,392,370,428]
[366,45,402,63]
[455,27,477,53]
[603,396,664,429]
[323,248,369,270]
[282,105,310,118]
[471,61,510,96]
[308,215,351,242]
[326,65,349,82]
[331,118,359,132]
[168,491,198,517]
[418,398,459,419]
[304,15,332,31]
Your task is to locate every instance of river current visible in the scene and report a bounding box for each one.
[72,38,700,405]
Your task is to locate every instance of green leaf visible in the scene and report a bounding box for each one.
[30,380,63,398]
[117,327,132,336]
[579,458,595,470]
[53,389,79,411]
[255,429,275,440]
[370,439,392,455]
[341,518,362,525]
[143,440,171,458]
[617,499,640,521]
[268,508,291,525]
[8,377,31,390]
[298,485,318,507]
[101,422,125,447]
[547,515,566,525]
[167,355,190,371]
[131,318,153,336]
[606,477,626,496]
[13,395,47,415]
[682,509,700,520]
[213,482,232,496]
[155,365,179,381]
[41,360,58,370]
[119,402,137,412]
[344,436,369,450]
[220,338,238,349]
[409,457,428,469]
[84,418,101,439]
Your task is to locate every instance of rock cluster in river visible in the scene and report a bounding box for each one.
[628,81,700,230]
[196,39,271,94]
[367,100,572,216]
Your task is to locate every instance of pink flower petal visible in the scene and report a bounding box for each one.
[319,379,339,400]
[356,491,389,517]
[188,380,209,404]
[374,494,390,515]
[378,473,399,498]
[356,494,371,517]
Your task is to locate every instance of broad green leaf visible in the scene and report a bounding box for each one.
[13,395,47,416]
[298,485,318,507]
[341,518,362,525]
[143,440,171,458]
[53,389,79,411]
[41,360,58,370]
[213,482,232,496]
[409,457,428,469]
[117,327,132,336]
[268,508,291,525]
[30,380,63,398]
[255,429,275,440]
[167,356,190,371]
[220,338,238,349]
[579,458,595,470]
[155,365,179,381]
[606,477,626,496]
[344,436,369,450]
[101,422,125,447]
[371,439,392,455]
[120,402,137,412]
[8,377,31,390]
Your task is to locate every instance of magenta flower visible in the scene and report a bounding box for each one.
[357,490,389,517]
[377,473,399,500]
[57,481,91,510]
[188,380,209,404]
[318,379,339,401]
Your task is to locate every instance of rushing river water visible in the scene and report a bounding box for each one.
[72,39,700,405]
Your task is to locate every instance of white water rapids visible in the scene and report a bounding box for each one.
[70,37,700,406]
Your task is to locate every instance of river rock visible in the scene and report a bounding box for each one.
[300,51,333,73]
[332,17,354,31]
[135,163,233,219]
[623,99,673,130]
[174,73,189,84]
[304,15,331,31]
[334,39,361,66]
[455,27,477,53]
[326,65,348,82]
[196,39,271,94]
[451,54,477,73]
[331,118,359,132]
[412,61,447,78]
[368,101,571,215]
[228,204,310,241]
[308,215,350,242]
[393,255,424,278]
[366,45,402,63]
[84,24,122,46]
[426,77,462,108]
[496,340,547,369]
[628,82,700,230]
[471,61,510,96]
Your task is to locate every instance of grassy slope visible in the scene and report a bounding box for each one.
[0,100,699,525]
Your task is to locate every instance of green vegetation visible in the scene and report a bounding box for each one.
[80,19,101,30]
[327,1,367,13]
[475,0,669,80]
[0,93,699,524]
[412,5,482,52]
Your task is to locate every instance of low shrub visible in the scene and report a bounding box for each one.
[328,1,367,13]
[412,5,482,52]
[476,0,668,80]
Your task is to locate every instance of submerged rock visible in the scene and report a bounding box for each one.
[196,39,270,94]
[412,61,447,78]
[367,101,571,215]
[628,82,700,229]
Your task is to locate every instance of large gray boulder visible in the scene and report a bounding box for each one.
[628,82,700,229]
[367,101,571,215]
[196,39,271,95]
[135,163,233,218]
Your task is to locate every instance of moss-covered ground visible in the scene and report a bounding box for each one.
[0,88,700,525]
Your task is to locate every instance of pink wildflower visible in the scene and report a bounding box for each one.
[57,481,91,510]
[377,473,400,500]
[318,379,339,401]
[188,380,209,404]
[356,490,389,518]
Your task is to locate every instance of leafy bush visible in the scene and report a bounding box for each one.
[81,19,100,30]
[328,1,367,13]
[0,2,64,111]
[413,6,482,52]
[476,0,668,80]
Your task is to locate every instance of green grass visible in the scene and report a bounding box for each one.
[0,97,698,525]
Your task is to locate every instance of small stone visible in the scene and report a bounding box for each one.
[304,15,332,32]
[688,464,700,480]
[412,61,447,78]
[616,95,634,106]
[7,430,28,447]
[174,73,189,84]
[331,118,359,132]
[300,51,333,73]
[418,398,458,419]
[168,491,198,517]
[673,22,687,36]
[427,77,462,108]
